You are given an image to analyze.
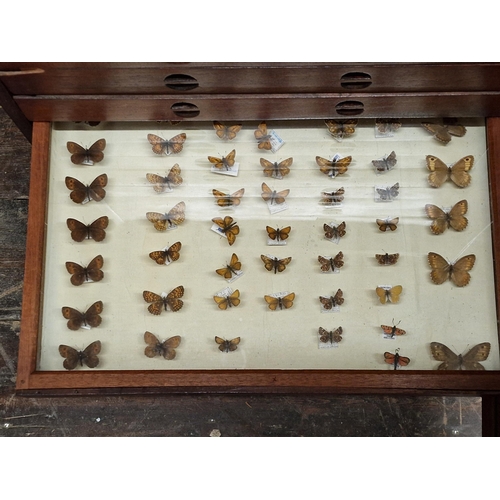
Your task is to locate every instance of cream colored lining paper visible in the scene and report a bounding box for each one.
[38,119,499,370]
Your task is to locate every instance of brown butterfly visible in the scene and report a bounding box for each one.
[376,217,399,232]
[430,342,491,370]
[426,155,474,188]
[319,326,343,344]
[381,320,406,338]
[375,253,399,265]
[61,301,103,331]
[427,252,476,287]
[254,122,272,150]
[66,216,108,242]
[213,289,241,309]
[261,182,290,205]
[260,255,292,274]
[212,216,240,246]
[266,226,291,242]
[372,151,397,173]
[143,286,184,315]
[264,292,295,310]
[208,149,236,170]
[59,341,101,370]
[316,155,351,178]
[375,285,403,304]
[213,121,242,140]
[384,349,410,370]
[146,164,183,192]
[212,188,245,207]
[320,188,345,205]
[260,157,293,179]
[318,252,344,272]
[425,200,468,234]
[324,119,357,140]
[147,133,186,155]
[65,174,108,204]
[319,289,344,310]
[215,336,241,352]
[421,122,466,144]
[65,255,104,286]
[148,241,182,265]
[144,332,181,360]
[375,118,402,134]
[67,138,106,165]
[323,221,346,240]
[376,183,399,201]
[216,253,242,279]
[146,201,186,231]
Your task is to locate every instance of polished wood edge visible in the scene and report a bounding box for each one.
[0,78,32,141]
[16,122,50,390]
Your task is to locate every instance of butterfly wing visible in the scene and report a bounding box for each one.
[66,142,88,165]
[447,200,468,231]
[86,255,104,283]
[264,295,279,310]
[450,156,474,188]
[58,345,81,370]
[83,301,103,328]
[86,216,108,242]
[281,292,295,309]
[376,218,399,232]
[146,212,168,231]
[143,290,164,315]
[65,176,88,204]
[166,201,186,227]
[376,287,388,304]
[318,327,331,343]
[88,174,108,202]
[260,255,275,272]
[255,122,272,150]
[166,285,184,312]
[333,289,344,306]
[161,335,181,360]
[427,252,451,285]
[61,306,86,330]
[65,261,86,286]
[86,139,106,164]
[166,164,183,187]
[462,342,491,370]
[275,257,292,273]
[319,296,334,310]
[450,255,476,287]
[66,218,89,242]
[81,341,101,368]
[144,331,161,358]
[388,285,403,303]
[213,121,242,140]
[147,133,167,154]
[336,221,347,238]
[422,123,452,144]
[430,342,460,370]
[165,133,187,155]
[446,124,467,138]
[277,158,293,177]
[426,156,450,188]
[316,156,334,176]
[425,204,448,234]
[375,253,399,265]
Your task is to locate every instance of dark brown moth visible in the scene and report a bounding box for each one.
[65,174,108,204]
[144,332,181,360]
[65,255,104,286]
[66,216,109,242]
[66,138,106,165]
[61,301,103,331]
[59,341,101,370]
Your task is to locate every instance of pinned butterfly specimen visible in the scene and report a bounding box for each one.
[212,188,245,207]
[61,301,103,331]
[421,121,466,144]
[426,155,474,188]
[375,285,403,304]
[66,216,109,242]
[318,252,344,272]
[261,182,290,205]
[208,149,236,170]
[260,157,293,179]
[144,332,181,360]
[376,217,399,232]
[384,349,410,370]
[216,253,242,279]
[147,132,186,155]
[318,326,343,344]
[266,225,291,242]
[264,292,295,310]
[324,119,357,140]
[148,241,182,265]
[372,151,397,173]
[323,221,346,240]
[316,155,351,178]
[375,118,402,135]
[427,252,476,287]
[320,188,345,206]
[215,336,240,352]
[375,253,399,266]
[146,201,186,231]
[425,200,468,234]
[59,341,101,370]
[213,289,241,309]
[143,286,185,315]
[376,183,399,201]
[319,289,344,310]
[254,121,272,150]
[430,342,491,370]
[211,216,240,246]
[66,138,106,165]
[381,320,406,339]
[260,255,292,274]
[65,255,104,286]
[65,174,108,204]
[146,164,183,193]
[213,121,242,140]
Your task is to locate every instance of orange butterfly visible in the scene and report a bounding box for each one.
[260,157,293,178]
[144,332,181,360]
[375,253,399,266]
[266,226,291,242]
[213,121,242,140]
[323,221,346,240]
[147,133,186,155]
[61,301,103,331]
[254,122,272,150]
[261,182,290,205]
[421,121,466,144]
[208,149,236,170]
[426,155,474,188]
[376,217,399,232]
[384,349,410,370]
[215,336,241,352]
[66,216,108,242]
[59,341,101,370]
[381,320,406,338]
[65,255,104,286]
[427,252,476,287]
[148,241,182,265]
[212,188,245,207]
[320,188,345,205]
[316,155,351,178]
[319,326,343,344]
[318,252,344,272]
[211,216,240,245]
[319,289,344,310]
[213,289,240,309]
[66,138,106,165]
[264,292,295,310]
[143,286,184,315]
[146,201,186,231]
[425,200,468,234]
[375,285,403,304]
[146,164,183,192]
[65,174,108,204]
[260,255,292,274]
[216,253,242,279]
[324,119,357,140]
